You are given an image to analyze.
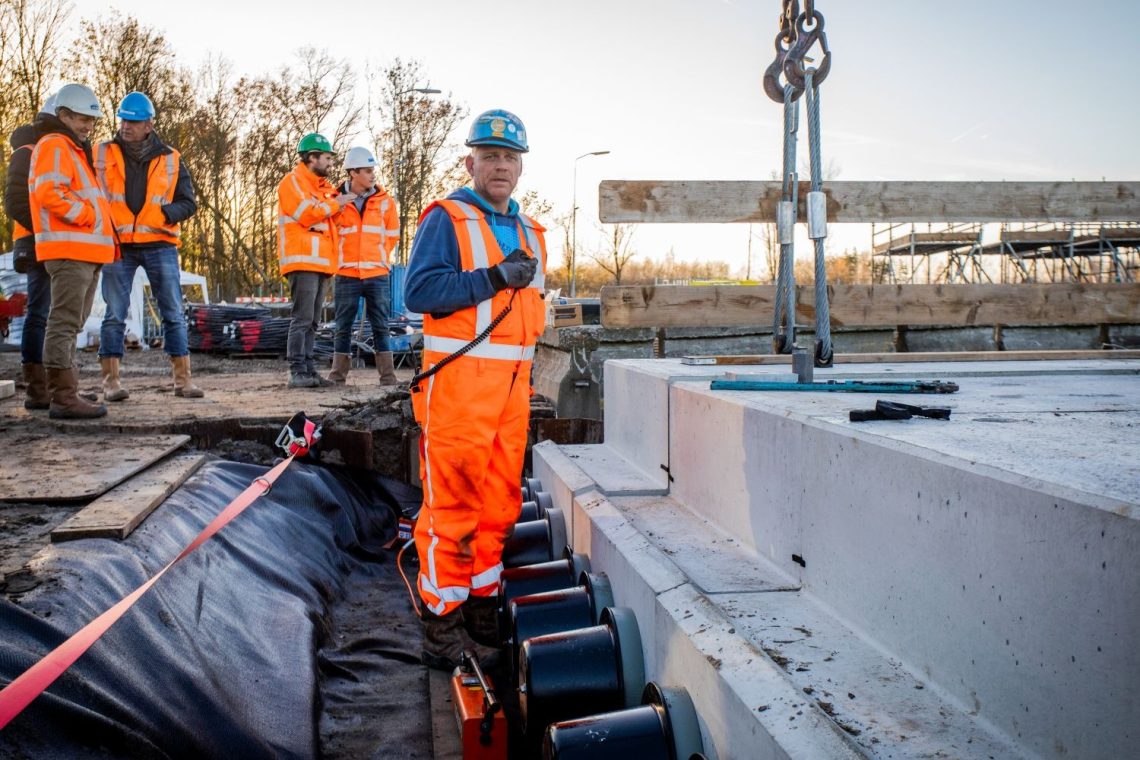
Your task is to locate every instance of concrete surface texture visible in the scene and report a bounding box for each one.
[534,356,1140,760]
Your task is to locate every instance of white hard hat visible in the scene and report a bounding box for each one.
[54,83,104,119]
[344,146,378,170]
[39,90,59,117]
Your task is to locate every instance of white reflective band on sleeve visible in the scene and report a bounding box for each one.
[105,193,126,203]
[354,261,386,269]
[470,562,503,591]
[63,201,84,223]
[361,224,397,237]
[150,195,166,205]
[423,336,534,361]
[32,172,70,188]
[338,226,358,235]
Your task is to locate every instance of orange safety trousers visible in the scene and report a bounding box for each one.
[413,356,530,617]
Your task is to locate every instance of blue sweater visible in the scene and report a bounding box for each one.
[404,187,522,315]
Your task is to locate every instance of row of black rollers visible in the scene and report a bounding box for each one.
[484,477,706,759]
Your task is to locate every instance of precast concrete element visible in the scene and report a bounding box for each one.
[538,357,1140,760]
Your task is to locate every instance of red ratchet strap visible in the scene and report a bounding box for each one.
[0,414,317,730]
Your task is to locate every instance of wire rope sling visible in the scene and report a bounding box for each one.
[763,0,834,366]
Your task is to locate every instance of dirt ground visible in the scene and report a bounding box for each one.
[0,345,418,598]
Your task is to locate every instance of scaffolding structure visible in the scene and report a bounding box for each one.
[871,222,1139,284]
[871,223,989,284]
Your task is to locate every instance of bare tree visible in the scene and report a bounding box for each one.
[0,0,72,249]
[372,58,467,263]
[590,223,637,285]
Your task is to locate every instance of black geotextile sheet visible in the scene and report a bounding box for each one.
[0,460,432,759]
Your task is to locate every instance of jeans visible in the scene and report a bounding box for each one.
[43,259,100,369]
[286,271,330,374]
[18,240,50,365]
[99,245,188,358]
[333,274,391,354]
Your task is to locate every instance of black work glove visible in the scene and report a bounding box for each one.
[488,249,538,290]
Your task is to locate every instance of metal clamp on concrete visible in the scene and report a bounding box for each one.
[542,682,704,760]
[521,477,544,502]
[519,607,646,753]
[508,572,615,684]
[517,490,554,524]
[502,506,568,568]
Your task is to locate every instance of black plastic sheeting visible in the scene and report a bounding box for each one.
[0,460,432,759]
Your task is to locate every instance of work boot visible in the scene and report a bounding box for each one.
[288,372,320,389]
[100,357,130,402]
[375,351,399,386]
[48,366,107,419]
[171,355,205,398]
[307,361,336,388]
[421,609,500,672]
[461,596,502,648]
[22,363,50,410]
[328,352,351,385]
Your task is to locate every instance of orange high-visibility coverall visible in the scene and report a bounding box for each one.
[411,198,547,616]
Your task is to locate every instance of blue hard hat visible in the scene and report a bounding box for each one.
[465,109,528,153]
[117,91,156,121]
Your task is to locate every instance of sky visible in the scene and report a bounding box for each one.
[66,0,1140,277]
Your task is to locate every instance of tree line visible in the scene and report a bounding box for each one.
[0,0,467,300]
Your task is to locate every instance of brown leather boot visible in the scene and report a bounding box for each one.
[100,357,129,402]
[22,363,50,410]
[421,609,499,672]
[375,351,399,386]
[461,596,502,648]
[171,355,204,398]
[48,366,107,419]
[328,352,351,385]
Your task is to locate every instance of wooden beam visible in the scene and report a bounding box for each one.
[681,349,1140,366]
[51,453,206,542]
[599,283,1140,329]
[598,181,1140,224]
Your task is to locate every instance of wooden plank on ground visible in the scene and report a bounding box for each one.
[0,380,13,399]
[681,349,1140,366]
[0,433,191,503]
[598,180,1140,224]
[600,283,1140,329]
[51,453,206,542]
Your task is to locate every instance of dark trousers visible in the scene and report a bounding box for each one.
[17,239,50,365]
[286,271,330,374]
[333,274,391,354]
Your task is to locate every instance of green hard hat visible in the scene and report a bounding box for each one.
[297,133,334,155]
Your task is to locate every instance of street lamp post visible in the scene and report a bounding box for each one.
[391,86,441,263]
[570,150,611,297]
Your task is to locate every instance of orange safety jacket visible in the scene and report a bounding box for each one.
[334,185,399,279]
[94,142,181,246]
[11,143,34,242]
[419,199,547,365]
[28,133,116,264]
[277,161,341,276]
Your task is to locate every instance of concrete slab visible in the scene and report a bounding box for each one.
[539,357,1140,760]
[720,590,1023,759]
[559,443,668,496]
[612,494,798,594]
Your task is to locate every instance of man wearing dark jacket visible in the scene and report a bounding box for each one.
[3,93,58,410]
[95,91,202,400]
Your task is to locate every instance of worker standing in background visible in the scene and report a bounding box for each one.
[28,83,115,419]
[95,91,202,401]
[4,92,59,411]
[277,133,355,388]
[328,146,400,386]
[405,109,546,669]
